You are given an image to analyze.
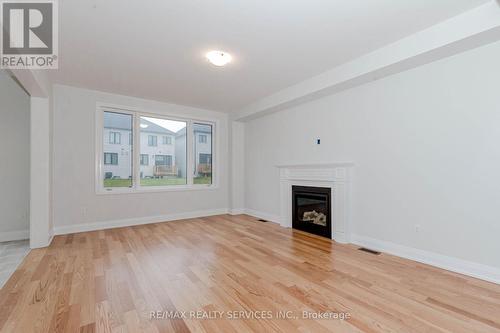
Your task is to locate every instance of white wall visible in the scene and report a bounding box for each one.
[0,72,30,241]
[8,67,54,248]
[52,85,229,232]
[229,121,245,213]
[244,40,500,269]
[30,97,53,248]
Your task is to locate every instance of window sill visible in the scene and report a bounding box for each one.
[96,184,218,195]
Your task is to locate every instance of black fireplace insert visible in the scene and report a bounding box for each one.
[292,185,331,238]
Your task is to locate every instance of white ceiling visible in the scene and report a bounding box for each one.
[51,0,490,112]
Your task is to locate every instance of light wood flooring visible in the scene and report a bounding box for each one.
[1,214,499,332]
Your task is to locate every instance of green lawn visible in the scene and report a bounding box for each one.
[104,176,211,188]
[103,179,133,187]
[142,177,187,186]
[193,176,212,185]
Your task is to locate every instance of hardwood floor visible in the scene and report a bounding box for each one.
[1,214,499,332]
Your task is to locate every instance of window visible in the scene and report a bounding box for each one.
[109,131,121,144]
[102,112,133,188]
[98,107,214,192]
[194,124,212,184]
[104,153,118,165]
[140,154,149,166]
[155,155,172,166]
[140,116,187,186]
[200,153,211,164]
[162,135,172,145]
[148,135,157,147]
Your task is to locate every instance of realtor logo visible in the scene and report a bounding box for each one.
[1,0,58,69]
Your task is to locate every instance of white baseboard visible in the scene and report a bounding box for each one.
[243,209,281,224]
[29,233,54,249]
[46,234,54,247]
[351,234,500,285]
[228,208,246,215]
[54,208,229,235]
[0,229,29,242]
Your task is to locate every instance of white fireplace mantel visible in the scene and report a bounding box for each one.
[277,162,353,243]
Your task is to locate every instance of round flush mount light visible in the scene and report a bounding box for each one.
[206,50,232,67]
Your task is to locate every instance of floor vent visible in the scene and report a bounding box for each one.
[358,247,381,255]
[257,219,268,222]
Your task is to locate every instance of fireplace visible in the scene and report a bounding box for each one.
[292,185,331,238]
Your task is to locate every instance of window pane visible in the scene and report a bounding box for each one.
[103,112,133,188]
[109,132,121,144]
[104,152,119,165]
[163,136,172,145]
[148,135,157,146]
[140,116,186,186]
[140,154,149,166]
[194,123,212,185]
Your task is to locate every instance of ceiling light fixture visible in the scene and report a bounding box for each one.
[206,50,232,67]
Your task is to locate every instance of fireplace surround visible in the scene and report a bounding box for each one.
[278,163,353,243]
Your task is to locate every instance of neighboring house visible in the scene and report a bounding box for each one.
[194,123,213,177]
[103,113,134,180]
[138,120,177,179]
[103,113,211,179]
[174,123,213,178]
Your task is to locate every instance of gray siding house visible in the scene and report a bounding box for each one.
[103,113,211,180]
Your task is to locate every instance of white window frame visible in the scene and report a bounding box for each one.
[95,103,218,194]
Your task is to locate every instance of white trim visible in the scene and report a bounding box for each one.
[53,208,228,235]
[44,234,54,248]
[0,230,29,242]
[244,209,281,224]
[228,208,246,215]
[96,184,220,195]
[187,119,194,186]
[277,163,353,244]
[351,234,500,285]
[29,233,53,249]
